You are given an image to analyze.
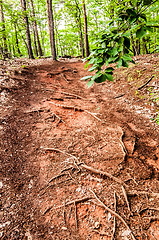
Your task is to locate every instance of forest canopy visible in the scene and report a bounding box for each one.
[0,0,159,63]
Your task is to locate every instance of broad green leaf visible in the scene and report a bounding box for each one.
[85,61,90,69]
[95,74,107,83]
[122,54,132,61]
[136,26,146,38]
[117,58,123,68]
[108,56,118,63]
[80,75,92,81]
[122,59,129,68]
[88,65,98,72]
[89,58,97,64]
[105,67,114,72]
[105,73,113,82]
[87,80,94,88]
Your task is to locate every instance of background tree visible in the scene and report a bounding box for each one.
[20,0,34,59]
[46,0,56,60]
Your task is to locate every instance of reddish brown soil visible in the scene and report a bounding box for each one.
[0,56,159,240]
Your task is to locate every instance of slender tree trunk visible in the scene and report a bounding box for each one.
[14,23,22,56]
[20,0,34,59]
[75,0,84,58]
[82,0,90,57]
[46,0,56,60]
[30,0,43,56]
[31,21,38,57]
[0,0,8,58]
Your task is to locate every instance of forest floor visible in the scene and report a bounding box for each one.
[0,54,159,240]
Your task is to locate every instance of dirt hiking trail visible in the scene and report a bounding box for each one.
[0,55,159,240]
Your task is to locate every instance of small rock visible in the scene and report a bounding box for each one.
[94,222,100,229]
[61,227,67,231]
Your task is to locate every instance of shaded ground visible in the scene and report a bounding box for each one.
[0,55,159,240]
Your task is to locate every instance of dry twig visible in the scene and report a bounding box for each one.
[74,201,78,229]
[60,91,85,100]
[127,190,159,198]
[111,192,117,240]
[138,76,154,90]
[121,185,131,212]
[90,190,136,240]
[49,102,101,121]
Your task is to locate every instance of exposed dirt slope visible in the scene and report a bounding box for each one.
[0,56,159,240]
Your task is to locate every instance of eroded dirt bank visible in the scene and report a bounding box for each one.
[0,57,159,239]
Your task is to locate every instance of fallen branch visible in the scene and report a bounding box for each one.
[90,190,136,240]
[138,76,154,90]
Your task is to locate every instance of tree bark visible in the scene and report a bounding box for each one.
[20,0,34,59]
[75,0,84,58]
[30,0,43,57]
[82,0,90,57]
[14,22,22,56]
[46,0,56,60]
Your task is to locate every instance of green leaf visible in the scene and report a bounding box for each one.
[108,48,118,57]
[143,0,151,5]
[108,56,118,63]
[136,26,146,38]
[122,59,129,68]
[122,54,132,62]
[94,74,107,83]
[140,14,147,22]
[88,65,98,72]
[124,37,130,49]
[85,61,90,69]
[105,67,114,72]
[80,75,92,81]
[105,73,113,82]
[87,79,94,88]
[126,8,137,17]
[117,58,123,68]
[88,58,97,64]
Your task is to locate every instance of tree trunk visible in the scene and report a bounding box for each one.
[20,0,34,59]
[0,0,8,58]
[30,0,43,57]
[82,0,90,57]
[14,23,22,56]
[46,0,56,60]
[75,0,84,58]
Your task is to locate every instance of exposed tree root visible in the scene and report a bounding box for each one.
[90,190,136,240]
